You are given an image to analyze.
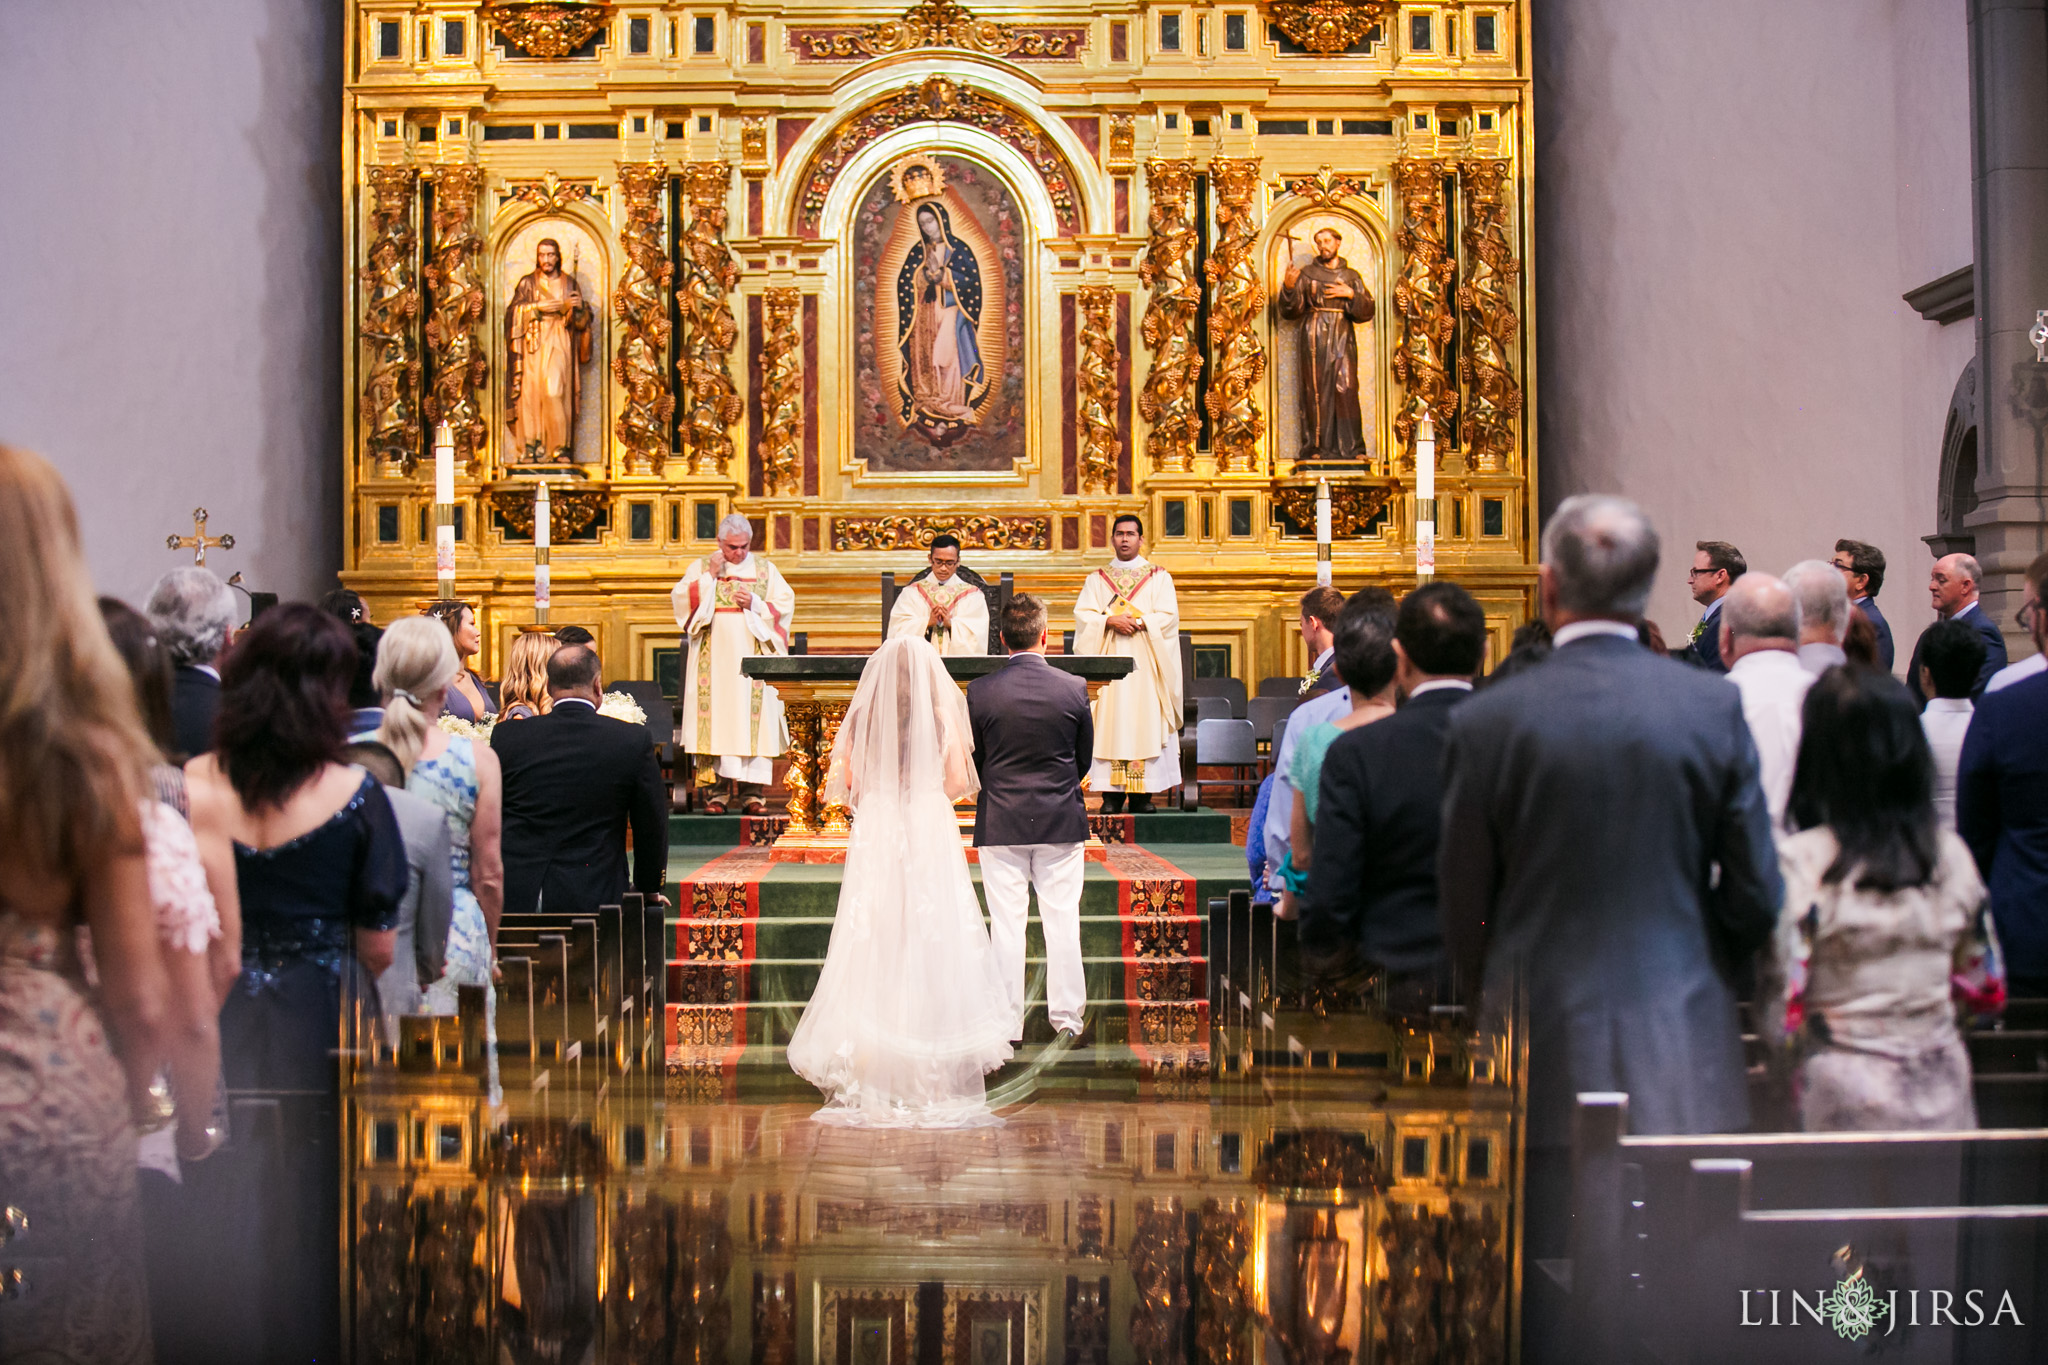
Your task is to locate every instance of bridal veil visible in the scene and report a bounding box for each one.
[785,636,1015,1125]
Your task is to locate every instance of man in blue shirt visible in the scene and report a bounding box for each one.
[1263,587,1396,895]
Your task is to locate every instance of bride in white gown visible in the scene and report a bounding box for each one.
[786,636,1015,1125]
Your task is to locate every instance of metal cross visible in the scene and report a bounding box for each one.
[2032,311,2048,364]
[165,507,234,565]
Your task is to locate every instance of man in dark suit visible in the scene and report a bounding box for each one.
[1959,550,2048,998]
[1674,539,1744,671]
[966,594,1094,1042]
[145,565,238,761]
[1908,551,2008,705]
[1303,582,1484,1016]
[1832,537,1895,671]
[1438,495,1781,1298]
[490,644,669,917]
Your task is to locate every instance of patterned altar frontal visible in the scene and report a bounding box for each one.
[340,0,1539,688]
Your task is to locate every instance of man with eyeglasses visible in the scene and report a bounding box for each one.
[1830,538,1894,671]
[1906,552,2008,706]
[1959,550,2048,1000]
[1986,563,2048,694]
[1676,540,1746,672]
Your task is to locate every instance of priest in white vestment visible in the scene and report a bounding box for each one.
[671,514,794,813]
[1074,514,1183,813]
[887,534,989,656]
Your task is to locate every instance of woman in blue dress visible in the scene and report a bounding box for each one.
[371,617,505,1067]
[184,604,407,1363]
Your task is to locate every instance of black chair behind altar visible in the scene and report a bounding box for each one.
[879,569,1012,651]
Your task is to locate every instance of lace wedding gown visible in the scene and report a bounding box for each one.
[786,637,1015,1125]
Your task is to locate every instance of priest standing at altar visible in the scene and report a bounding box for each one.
[1075,514,1183,813]
[672,514,794,814]
[887,534,989,655]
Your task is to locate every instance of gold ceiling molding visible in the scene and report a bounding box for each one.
[484,3,615,59]
[789,0,1085,62]
[1279,166,1370,208]
[1261,0,1394,55]
[830,515,1051,551]
[507,171,596,211]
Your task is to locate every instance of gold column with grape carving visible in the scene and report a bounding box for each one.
[1076,285,1120,493]
[1138,158,1201,474]
[815,703,851,836]
[1393,157,1458,472]
[361,166,421,471]
[677,161,743,478]
[780,701,818,835]
[424,165,489,475]
[1457,158,1522,473]
[1204,157,1267,475]
[613,162,675,476]
[759,287,805,495]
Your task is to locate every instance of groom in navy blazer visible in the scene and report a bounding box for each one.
[965,594,1094,1041]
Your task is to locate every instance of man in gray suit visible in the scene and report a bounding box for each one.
[966,594,1094,1042]
[1438,495,1780,1297]
[345,742,454,1042]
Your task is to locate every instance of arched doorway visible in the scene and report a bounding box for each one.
[1926,358,1979,557]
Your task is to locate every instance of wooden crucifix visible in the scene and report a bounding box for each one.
[166,507,235,565]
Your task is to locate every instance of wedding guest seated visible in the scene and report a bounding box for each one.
[146,563,237,761]
[491,644,669,918]
[553,624,595,648]
[1764,665,2005,1131]
[183,603,407,1363]
[498,630,561,722]
[1918,618,1986,829]
[1303,583,1484,1014]
[342,740,454,1041]
[1275,597,1398,919]
[425,598,496,722]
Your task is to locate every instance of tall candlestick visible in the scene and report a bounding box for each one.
[1415,412,1437,583]
[433,422,456,599]
[1314,477,1333,587]
[533,480,551,625]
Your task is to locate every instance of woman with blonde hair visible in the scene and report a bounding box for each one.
[0,445,169,1362]
[372,617,505,1014]
[498,629,560,721]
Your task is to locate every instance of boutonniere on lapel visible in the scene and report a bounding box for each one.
[1298,667,1321,697]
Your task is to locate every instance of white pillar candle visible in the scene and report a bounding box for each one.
[534,480,551,622]
[433,422,456,595]
[1416,411,1437,581]
[1314,478,1333,587]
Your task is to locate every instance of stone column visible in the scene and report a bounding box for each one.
[1968,0,2048,641]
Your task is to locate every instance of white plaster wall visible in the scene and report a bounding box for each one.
[1535,0,1974,666]
[0,0,342,608]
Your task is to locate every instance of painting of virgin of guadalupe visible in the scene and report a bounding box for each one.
[854,155,1025,475]
[898,201,986,430]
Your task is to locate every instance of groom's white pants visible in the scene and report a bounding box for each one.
[978,842,1087,1037]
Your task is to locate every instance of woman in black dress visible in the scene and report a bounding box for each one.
[183,605,406,1363]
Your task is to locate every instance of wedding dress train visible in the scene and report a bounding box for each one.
[785,637,1015,1126]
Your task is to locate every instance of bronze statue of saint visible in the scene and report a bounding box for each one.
[1277,228,1376,461]
[504,238,593,463]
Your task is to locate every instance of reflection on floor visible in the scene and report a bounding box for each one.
[346,819,1523,1362]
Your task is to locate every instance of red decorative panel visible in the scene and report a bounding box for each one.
[1061,293,1079,495]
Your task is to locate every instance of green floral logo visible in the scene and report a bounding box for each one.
[1817,1274,1885,1341]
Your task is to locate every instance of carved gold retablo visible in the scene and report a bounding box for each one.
[485,484,608,541]
[831,515,1051,552]
[1272,482,1398,537]
[1262,0,1394,55]
[789,0,1084,62]
[1280,166,1370,208]
[484,2,615,60]
[508,171,595,211]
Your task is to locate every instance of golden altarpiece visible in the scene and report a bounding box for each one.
[340,0,1537,679]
